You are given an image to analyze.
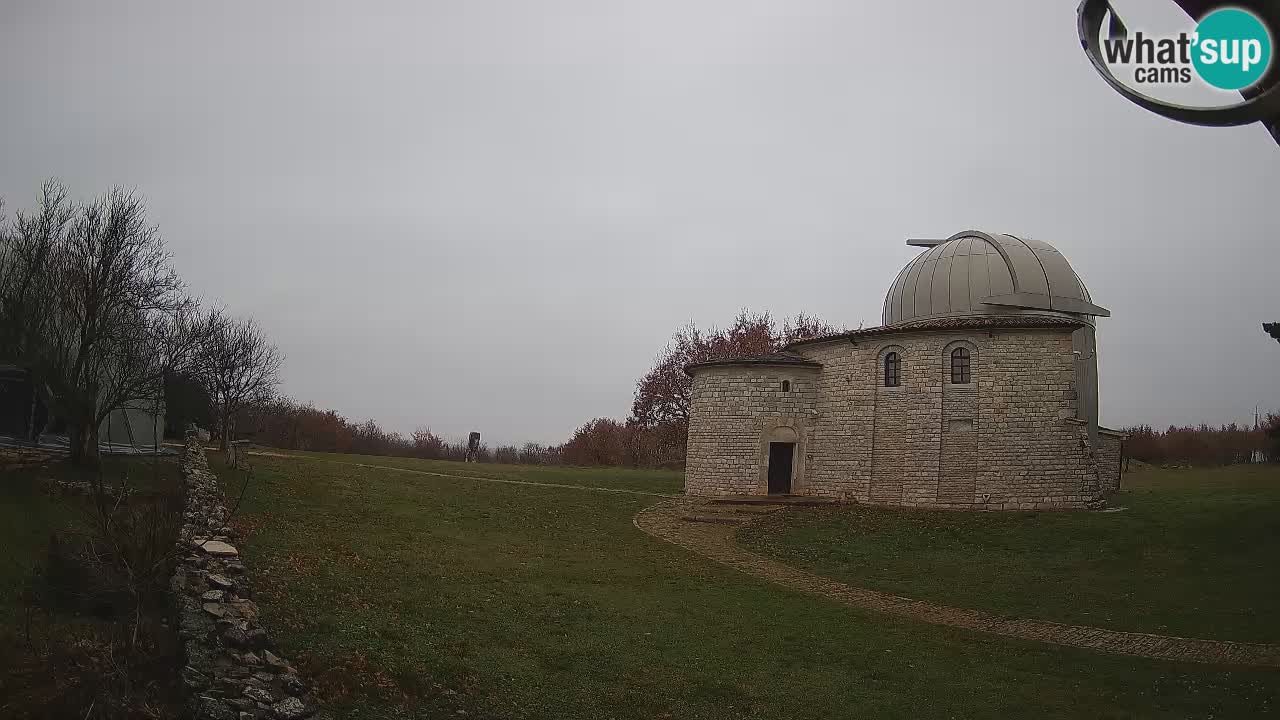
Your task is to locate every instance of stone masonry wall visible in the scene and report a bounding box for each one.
[687,328,1109,509]
[1098,429,1125,494]
[684,365,819,496]
[968,331,1097,509]
[939,376,979,504]
[173,431,325,720]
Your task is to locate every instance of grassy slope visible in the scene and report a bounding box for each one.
[739,464,1280,643]
[268,449,684,495]
[0,453,185,628]
[225,452,1278,720]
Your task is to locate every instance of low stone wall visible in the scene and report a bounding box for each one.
[172,431,325,720]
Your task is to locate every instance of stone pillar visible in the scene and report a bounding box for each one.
[229,439,252,470]
[465,431,481,463]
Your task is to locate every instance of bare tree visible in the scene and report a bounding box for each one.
[0,186,70,442]
[197,311,282,450]
[1,182,205,465]
[0,181,73,369]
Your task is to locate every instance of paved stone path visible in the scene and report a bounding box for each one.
[635,498,1280,668]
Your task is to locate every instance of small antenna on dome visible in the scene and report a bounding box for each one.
[907,237,947,247]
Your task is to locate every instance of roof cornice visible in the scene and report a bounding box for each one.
[783,315,1085,350]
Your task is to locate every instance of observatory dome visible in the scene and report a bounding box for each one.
[882,231,1109,327]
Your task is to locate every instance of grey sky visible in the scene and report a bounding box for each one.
[3,0,1277,446]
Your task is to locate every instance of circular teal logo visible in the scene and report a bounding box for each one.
[1192,8,1273,90]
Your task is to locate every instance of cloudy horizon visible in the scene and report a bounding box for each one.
[3,0,1278,446]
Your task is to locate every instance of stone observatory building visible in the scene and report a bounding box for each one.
[684,230,1126,510]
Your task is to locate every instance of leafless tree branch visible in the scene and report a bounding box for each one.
[194,310,282,450]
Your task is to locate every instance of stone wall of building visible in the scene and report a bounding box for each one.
[939,368,980,504]
[685,365,819,496]
[1098,428,1126,494]
[968,330,1097,509]
[685,327,1110,510]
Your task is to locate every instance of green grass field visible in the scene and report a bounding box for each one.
[258,448,685,495]
[218,451,1280,720]
[738,464,1280,643]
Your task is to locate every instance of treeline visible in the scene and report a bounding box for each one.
[1121,417,1280,466]
[231,397,565,465]
[229,400,683,468]
[206,309,839,469]
[560,418,687,469]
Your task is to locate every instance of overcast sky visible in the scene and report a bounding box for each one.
[3,0,1277,445]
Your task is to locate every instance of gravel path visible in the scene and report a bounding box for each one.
[634,498,1280,668]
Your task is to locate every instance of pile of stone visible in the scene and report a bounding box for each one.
[172,429,325,720]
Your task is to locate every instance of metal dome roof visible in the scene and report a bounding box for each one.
[882,231,1109,327]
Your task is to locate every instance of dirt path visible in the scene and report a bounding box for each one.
[634,498,1280,668]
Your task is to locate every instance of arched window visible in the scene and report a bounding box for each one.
[781,380,791,392]
[951,347,971,384]
[883,352,900,387]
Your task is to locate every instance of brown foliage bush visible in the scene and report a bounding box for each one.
[1121,415,1278,466]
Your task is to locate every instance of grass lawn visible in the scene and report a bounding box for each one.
[223,450,1279,720]
[0,449,187,718]
[739,464,1280,644]
[265,448,685,495]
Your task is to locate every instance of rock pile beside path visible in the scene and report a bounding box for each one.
[172,431,327,720]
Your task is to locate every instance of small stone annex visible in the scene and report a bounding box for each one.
[683,230,1125,510]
